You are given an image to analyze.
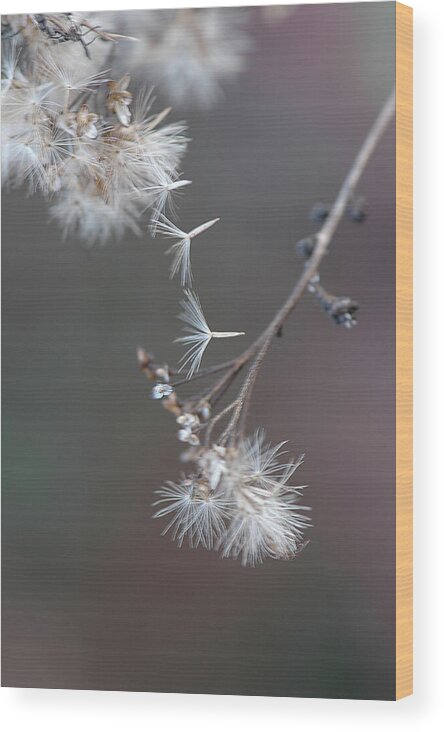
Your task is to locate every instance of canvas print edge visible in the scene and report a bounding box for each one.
[395,0,413,701]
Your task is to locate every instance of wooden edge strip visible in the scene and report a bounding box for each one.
[395,1,413,701]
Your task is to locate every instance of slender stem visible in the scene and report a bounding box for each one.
[139,355,235,388]
[202,87,396,435]
[253,86,396,349]
[202,358,248,405]
[229,332,275,442]
[171,359,236,388]
[204,399,239,447]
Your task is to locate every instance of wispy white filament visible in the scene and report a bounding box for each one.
[153,479,232,549]
[175,289,244,377]
[146,178,192,235]
[156,215,219,286]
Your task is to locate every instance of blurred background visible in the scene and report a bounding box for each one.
[2,3,396,699]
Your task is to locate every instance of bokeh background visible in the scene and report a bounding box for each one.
[2,3,396,699]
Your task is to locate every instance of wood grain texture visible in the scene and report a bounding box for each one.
[395,1,413,700]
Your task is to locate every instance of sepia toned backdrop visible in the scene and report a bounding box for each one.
[2,3,396,698]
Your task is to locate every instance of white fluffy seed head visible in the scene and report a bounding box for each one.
[1,33,189,243]
[155,431,310,566]
[128,8,251,109]
[153,479,233,549]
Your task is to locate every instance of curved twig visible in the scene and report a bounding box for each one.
[204,87,396,438]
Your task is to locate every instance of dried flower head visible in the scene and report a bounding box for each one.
[154,430,310,566]
[127,8,251,109]
[1,29,188,243]
[153,478,232,549]
[106,74,132,126]
[59,104,99,139]
[151,383,174,400]
[308,277,359,328]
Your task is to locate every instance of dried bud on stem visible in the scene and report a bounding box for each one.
[308,276,358,327]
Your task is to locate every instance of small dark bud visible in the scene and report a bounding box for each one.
[309,202,330,223]
[327,297,359,327]
[276,326,283,338]
[347,206,366,223]
[346,196,366,223]
[309,280,359,328]
[296,235,317,259]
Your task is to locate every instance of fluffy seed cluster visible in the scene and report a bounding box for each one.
[154,431,311,566]
[1,15,188,243]
[114,7,251,109]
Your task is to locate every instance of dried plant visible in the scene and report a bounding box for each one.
[2,8,290,243]
[111,7,251,108]
[1,13,187,242]
[140,88,396,566]
[175,289,245,377]
[0,8,258,243]
[1,12,395,567]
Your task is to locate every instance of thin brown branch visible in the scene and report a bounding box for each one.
[203,87,396,437]
[171,359,236,388]
[204,399,239,447]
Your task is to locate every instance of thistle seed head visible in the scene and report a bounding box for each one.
[154,430,310,566]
